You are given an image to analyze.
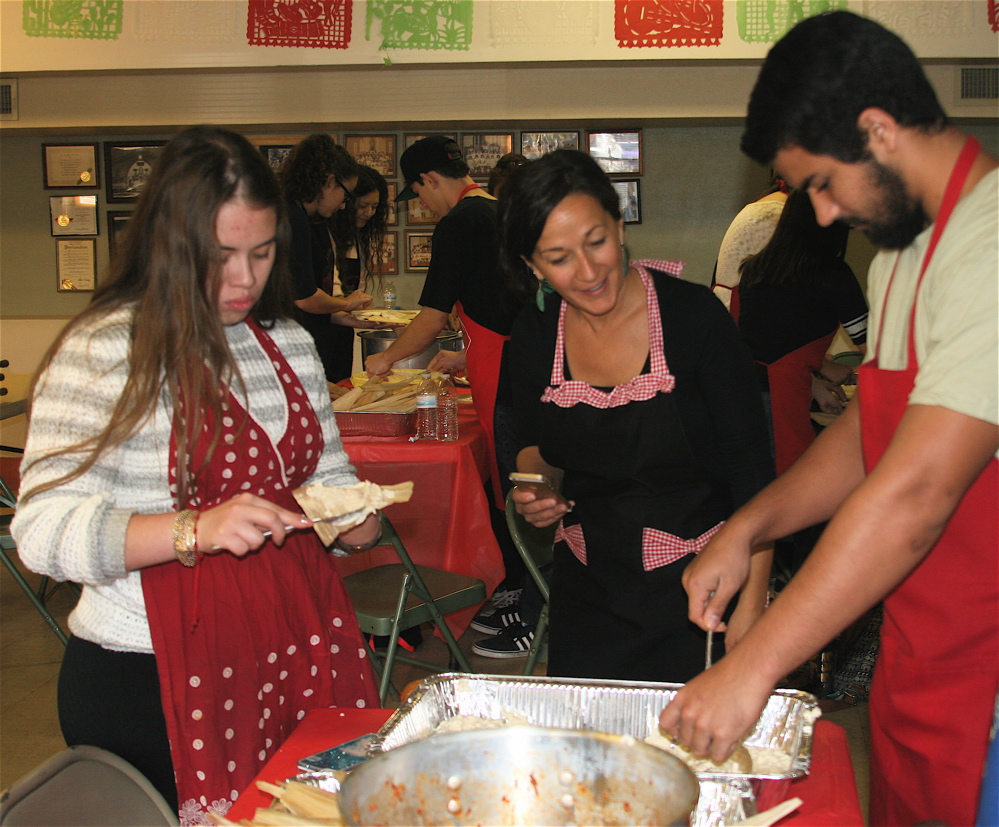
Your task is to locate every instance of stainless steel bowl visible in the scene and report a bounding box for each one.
[358,328,463,371]
[339,725,699,826]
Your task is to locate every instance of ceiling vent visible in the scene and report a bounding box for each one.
[958,66,998,105]
[0,78,17,121]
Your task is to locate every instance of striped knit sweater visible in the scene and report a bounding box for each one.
[12,306,359,653]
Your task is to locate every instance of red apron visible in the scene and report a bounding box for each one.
[142,321,378,825]
[859,136,998,826]
[732,292,833,475]
[455,305,509,508]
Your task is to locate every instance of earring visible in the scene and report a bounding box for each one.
[535,279,555,312]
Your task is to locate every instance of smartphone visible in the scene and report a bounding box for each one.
[509,472,571,509]
[297,733,378,773]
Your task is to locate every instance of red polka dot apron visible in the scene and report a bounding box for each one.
[859,136,998,826]
[142,320,379,826]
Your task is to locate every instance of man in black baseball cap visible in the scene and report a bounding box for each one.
[369,136,523,625]
[395,135,464,202]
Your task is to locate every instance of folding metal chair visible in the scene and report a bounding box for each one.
[0,745,178,826]
[504,491,556,676]
[344,512,486,706]
[1,472,77,645]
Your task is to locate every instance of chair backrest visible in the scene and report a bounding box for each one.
[504,492,555,602]
[0,745,179,826]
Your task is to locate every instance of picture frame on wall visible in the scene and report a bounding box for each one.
[613,179,642,224]
[105,141,166,203]
[521,131,579,160]
[49,195,99,237]
[56,238,97,292]
[385,182,398,226]
[406,231,433,271]
[107,210,133,257]
[586,130,643,176]
[345,134,397,178]
[403,133,456,150]
[42,143,99,189]
[372,231,399,276]
[259,144,294,171]
[406,199,437,225]
[460,133,514,179]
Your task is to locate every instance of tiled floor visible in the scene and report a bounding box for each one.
[0,551,870,822]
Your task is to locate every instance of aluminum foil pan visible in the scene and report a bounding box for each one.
[373,673,819,781]
[334,409,415,437]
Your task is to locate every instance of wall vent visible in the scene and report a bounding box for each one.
[0,78,17,121]
[958,66,998,104]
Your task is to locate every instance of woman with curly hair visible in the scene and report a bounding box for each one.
[278,134,376,380]
[331,165,391,302]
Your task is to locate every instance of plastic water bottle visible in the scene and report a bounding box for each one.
[415,372,438,440]
[382,281,397,310]
[434,372,459,442]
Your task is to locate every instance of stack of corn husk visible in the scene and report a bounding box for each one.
[328,374,419,414]
[207,778,346,826]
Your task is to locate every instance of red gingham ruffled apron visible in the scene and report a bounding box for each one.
[142,320,378,826]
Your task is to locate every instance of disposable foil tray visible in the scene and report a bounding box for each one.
[373,673,819,781]
[334,410,415,438]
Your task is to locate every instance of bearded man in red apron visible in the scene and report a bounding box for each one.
[659,13,998,825]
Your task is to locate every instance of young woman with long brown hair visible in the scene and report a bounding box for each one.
[13,125,379,824]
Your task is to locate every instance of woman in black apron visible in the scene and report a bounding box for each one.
[499,151,774,682]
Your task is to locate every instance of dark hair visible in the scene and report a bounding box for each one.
[742,11,948,165]
[24,125,292,504]
[434,157,470,180]
[487,152,528,196]
[331,165,389,285]
[278,134,360,203]
[739,189,849,289]
[498,150,621,302]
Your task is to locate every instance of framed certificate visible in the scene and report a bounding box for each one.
[50,195,99,236]
[43,143,99,189]
[56,238,97,292]
[107,210,133,257]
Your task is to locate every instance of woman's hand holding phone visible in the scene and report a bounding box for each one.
[509,472,573,528]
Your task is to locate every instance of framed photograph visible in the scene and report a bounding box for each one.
[345,134,397,179]
[406,231,433,271]
[105,142,166,203]
[42,143,99,189]
[406,198,437,226]
[613,179,642,224]
[460,133,514,179]
[385,183,398,226]
[56,238,97,292]
[107,210,133,257]
[403,133,456,150]
[586,130,643,176]
[50,195,99,236]
[521,131,579,161]
[372,231,399,276]
[260,144,294,171]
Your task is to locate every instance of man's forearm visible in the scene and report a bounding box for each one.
[379,308,448,363]
[295,289,353,315]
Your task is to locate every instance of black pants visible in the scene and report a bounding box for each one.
[58,636,178,813]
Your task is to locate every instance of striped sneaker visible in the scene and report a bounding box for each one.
[472,623,535,659]
[470,609,521,636]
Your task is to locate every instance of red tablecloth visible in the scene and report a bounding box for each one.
[336,403,504,635]
[228,710,864,825]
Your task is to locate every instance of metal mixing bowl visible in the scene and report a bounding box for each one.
[358,328,463,370]
[339,725,699,826]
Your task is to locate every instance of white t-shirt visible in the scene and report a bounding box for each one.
[712,199,786,309]
[864,168,998,453]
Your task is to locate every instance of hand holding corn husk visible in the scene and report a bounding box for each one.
[331,371,421,413]
[293,480,414,546]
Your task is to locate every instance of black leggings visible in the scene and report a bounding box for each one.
[58,636,178,813]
